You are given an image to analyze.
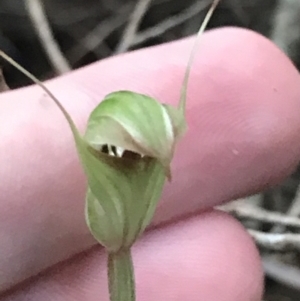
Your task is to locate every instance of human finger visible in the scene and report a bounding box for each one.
[0,27,299,291]
[2,211,263,301]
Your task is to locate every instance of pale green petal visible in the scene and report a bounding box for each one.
[85,188,122,251]
[77,134,166,251]
[120,158,165,247]
[163,104,187,142]
[84,91,175,174]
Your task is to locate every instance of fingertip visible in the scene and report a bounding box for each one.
[0,27,298,291]
[5,211,263,301]
[135,210,264,301]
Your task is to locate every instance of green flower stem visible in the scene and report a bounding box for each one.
[108,249,136,301]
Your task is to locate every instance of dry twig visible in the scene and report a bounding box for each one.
[115,0,153,54]
[261,180,300,290]
[0,68,9,92]
[132,0,211,46]
[263,255,300,290]
[68,4,133,63]
[271,0,300,61]
[270,183,300,234]
[285,183,300,217]
[223,202,300,229]
[24,0,71,74]
[249,230,300,252]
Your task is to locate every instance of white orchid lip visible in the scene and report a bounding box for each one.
[100,144,146,159]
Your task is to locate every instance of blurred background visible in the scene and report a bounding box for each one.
[0,0,299,87]
[1,1,300,300]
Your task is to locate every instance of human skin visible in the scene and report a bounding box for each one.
[1,26,300,300]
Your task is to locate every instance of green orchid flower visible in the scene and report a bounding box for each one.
[0,1,220,300]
